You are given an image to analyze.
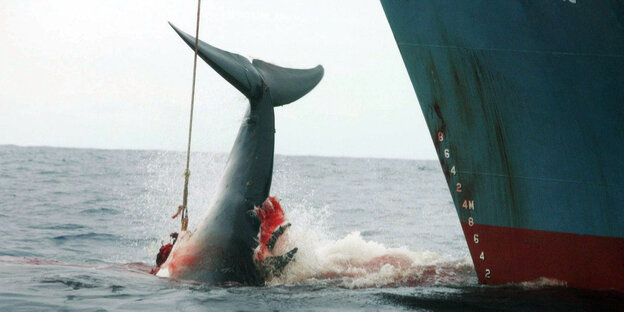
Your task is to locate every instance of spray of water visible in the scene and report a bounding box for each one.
[267,214,473,288]
[132,152,475,288]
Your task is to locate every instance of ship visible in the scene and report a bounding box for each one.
[380,0,624,291]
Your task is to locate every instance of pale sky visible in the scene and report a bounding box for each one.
[0,1,436,159]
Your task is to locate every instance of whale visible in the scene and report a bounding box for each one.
[156,23,323,285]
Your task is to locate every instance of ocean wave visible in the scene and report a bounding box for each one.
[52,232,118,241]
[79,208,120,215]
[40,277,99,290]
[31,223,87,230]
[37,170,60,175]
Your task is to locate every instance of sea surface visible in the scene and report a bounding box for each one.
[0,145,622,311]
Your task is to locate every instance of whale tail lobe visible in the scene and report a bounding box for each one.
[169,23,323,106]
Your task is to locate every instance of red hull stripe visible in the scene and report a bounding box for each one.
[460,222,624,292]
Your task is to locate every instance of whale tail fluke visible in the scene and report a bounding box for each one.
[253,60,323,106]
[169,22,260,98]
[169,22,323,105]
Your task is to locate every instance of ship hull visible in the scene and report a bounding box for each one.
[461,223,624,290]
[381,0,624,291]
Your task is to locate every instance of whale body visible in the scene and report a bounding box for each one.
[156,23,323,285]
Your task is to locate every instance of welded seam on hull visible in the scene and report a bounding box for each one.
[456,170,624,188]
[397,42,624,58]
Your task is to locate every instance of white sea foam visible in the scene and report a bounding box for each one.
[268,227,473,288]
[517,277,567,289]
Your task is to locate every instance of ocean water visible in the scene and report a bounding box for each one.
[0,145,622,311]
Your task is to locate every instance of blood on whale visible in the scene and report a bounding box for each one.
[152,196,290,275]
[253,196,288,261]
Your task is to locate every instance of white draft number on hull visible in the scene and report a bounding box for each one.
[462,200,474,210]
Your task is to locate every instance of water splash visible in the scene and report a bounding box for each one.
[130,153,475,287]
[268,229,474,288]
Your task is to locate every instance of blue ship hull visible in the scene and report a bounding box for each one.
[381,0,624,291]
